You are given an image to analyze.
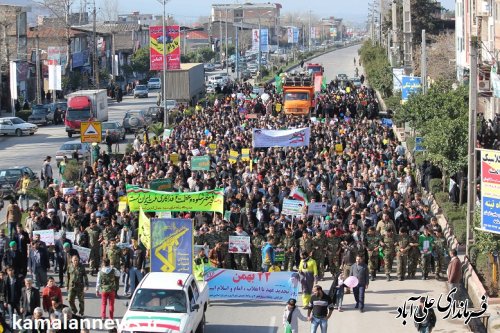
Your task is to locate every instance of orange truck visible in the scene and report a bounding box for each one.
[283,73,315,116]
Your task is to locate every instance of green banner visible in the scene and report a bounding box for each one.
[191,155,210,171]
[275,75,283,93]
[126,185,224,213]
[150,178,173,191]
[274,247,285,262]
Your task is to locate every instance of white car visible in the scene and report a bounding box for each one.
[147,78,161,89]
[0,117,37,136]
[120,272,208,333]
[55,140,91,165]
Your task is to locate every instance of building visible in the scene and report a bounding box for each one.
[455,0,499,118]
[320,17,346,41]
[118,12,162,26]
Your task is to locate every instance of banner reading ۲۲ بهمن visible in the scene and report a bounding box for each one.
[126,185,224,213]
[204,268,299,302]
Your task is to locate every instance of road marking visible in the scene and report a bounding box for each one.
[268,315,276,333]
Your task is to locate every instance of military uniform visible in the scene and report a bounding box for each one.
[396,233,411,280]
[66,263,89,316]
[433,234,447,278]
[106,244,121,293]
[218,229,231,268]
[365,232,381,280]
[326,235,341,275]
[204,231,219,249]
[407,234,420,278]
[251,234,265,271]
[381,233,397,280]
[85,225,102,273]
[312,233,327,278]
[299,236,313,256]
[281,234,296,271]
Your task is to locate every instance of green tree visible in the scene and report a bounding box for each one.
[411,0,443,43]
[131,47,151,74]
[395,82,469,188]
[359,41,393,97]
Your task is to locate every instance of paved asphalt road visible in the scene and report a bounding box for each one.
[0,45,470,332]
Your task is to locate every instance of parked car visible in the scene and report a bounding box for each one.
[101,121,126,142]
[147,78,161,90]
[337,73,348,81]
[351,78,362,88]
[123,110,149,133]
[28,104,54,125]
[0,166,39,199]
[133,85,149,98]
[55,140,91,165]
[0,117,37,136]
[206,84,216,94]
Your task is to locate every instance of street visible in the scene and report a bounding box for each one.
[0,44,469,332]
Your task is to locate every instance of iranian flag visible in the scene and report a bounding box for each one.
[290,187,308,203]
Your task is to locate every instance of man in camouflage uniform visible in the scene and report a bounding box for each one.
[312,229,327,278]
[66,254,89,316]
[365,226,380,281]
[326,230,341,276]
[380,228,397,281]
[266,226,281,247]
[204,226,219,249]
[407,230,421,279]
[106,238,121,296]
[251,229,265,271]
[218,226,231,268]
[433,229,447,279]
[85,220,102,275]
[281,228,296,271]
[299,232,313,257]
[396,227,411,281]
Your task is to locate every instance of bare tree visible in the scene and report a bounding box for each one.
[98,0,118,22]
[33,0,75,74]
[413,32,456,82]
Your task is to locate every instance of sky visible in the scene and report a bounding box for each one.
[4,0,456,25]
[97,0,456,24]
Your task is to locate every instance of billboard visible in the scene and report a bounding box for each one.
[392,68,404,92]
[47,46,67,74]
[481,149,500,234]
[252,29,268,52]
[150,25,181,71]
[401,76,422,101]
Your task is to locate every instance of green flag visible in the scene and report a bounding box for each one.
[321,76,327,90]
[275,75,283,93]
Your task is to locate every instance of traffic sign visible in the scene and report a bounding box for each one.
[80,121,102,143]
[415,136,425,152]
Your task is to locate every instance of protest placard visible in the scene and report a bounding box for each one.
[73,245,91,263]
[281,199,305,216]
[33,229,55,246]
[228,236,251,254]
[307,202,328,216]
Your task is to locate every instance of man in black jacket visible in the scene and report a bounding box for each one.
[20,278,40,319]
[3,241,26,278]
[4,265,22,323]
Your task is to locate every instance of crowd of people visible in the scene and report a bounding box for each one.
[0,64,456,332]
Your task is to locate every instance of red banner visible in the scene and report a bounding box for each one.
[314,75,323,93]
[150,25,181,70]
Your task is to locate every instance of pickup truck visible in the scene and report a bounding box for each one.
[120,272,208,333]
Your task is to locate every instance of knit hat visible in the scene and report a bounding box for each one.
[9,241,16,247]
[63,242,71,248]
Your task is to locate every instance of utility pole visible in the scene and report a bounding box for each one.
[466,35,478,254]
[225,8,228,76]
[162,1,168,128]
[421,30,427,94]
[391,0,399,66]
[308,10,311,52]
[35,33,41,105]
[92,2,99,88]
[258,17,261,79]
[219,12,222,63]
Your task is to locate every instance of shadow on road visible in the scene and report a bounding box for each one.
[206,324,278,333]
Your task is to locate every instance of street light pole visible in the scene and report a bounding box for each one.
[161,0,168,128]
[258,16,261,79]
[225,8,228,76]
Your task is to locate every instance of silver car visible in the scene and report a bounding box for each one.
[0,117,37,136]
[133,85,149,98]
[101,121,126,142]
[55,140,91,165]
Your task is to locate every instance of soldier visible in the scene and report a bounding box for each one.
[66,254,88,316]
[312,229,327,278]
[232,224,249,271]
[433,229,447,279]
[251,229,265,271]
[204,226,219,249]
[299,232,313,256]
[106,239,121,297]
[85,220,102,275]
[380,228,397,281]
[266,226,281,246]
[419,227,434,280]
[407,230,421,279]
[365,226,380,281]
[281,227,296,271]
[396,227,411,281]
[218,226,231,268]
[326,229,341,276]
[341,237,357,289]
